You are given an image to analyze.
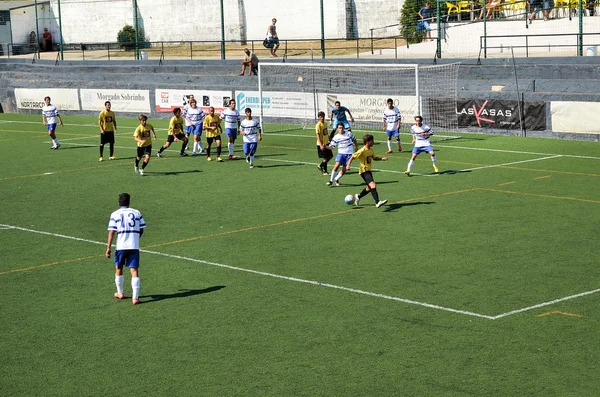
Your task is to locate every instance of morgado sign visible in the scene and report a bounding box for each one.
[80,89,150,112]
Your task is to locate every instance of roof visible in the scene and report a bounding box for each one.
[0,1,49,12]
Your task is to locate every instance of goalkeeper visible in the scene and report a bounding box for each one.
[330,101,354,135]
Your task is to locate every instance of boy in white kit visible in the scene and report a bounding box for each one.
[106,193,146,305]
[240,108,262,168]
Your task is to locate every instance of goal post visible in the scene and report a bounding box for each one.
[257,62,461,141]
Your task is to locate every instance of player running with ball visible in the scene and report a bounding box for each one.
[346,134,388,208]
[404,115,439,176]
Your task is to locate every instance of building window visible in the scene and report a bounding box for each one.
[0,11,9,25]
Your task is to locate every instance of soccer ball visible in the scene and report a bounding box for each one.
[344,194,355,205]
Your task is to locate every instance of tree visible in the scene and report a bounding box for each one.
[117,25,144,50]
[400,0,436,44]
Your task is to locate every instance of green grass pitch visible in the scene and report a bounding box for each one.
[1,113,599,396]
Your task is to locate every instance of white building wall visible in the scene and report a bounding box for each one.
[10,4,51,45]
[43,0,403,44]
[353,0,403,38]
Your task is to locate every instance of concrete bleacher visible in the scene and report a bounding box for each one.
[1,54,600,138]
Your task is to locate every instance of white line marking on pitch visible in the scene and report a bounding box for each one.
[460,155,563,172]
[3,223,598,320]
[267,131,600,161]
[491,288,600,319]
[0,223,492,319]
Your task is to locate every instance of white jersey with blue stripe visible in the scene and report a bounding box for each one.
[108,206,146,250]
[184,106,205,126]
[330,131,356,155]
[240,118,261,143]
[411,123,434,148]
[42,104,59,124]
[220,108,241,129]
[383,107,401,130]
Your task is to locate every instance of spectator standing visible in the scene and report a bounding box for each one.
[266,18,280,57]
[418,3,434,42]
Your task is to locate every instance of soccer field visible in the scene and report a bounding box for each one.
[1,113,599,396]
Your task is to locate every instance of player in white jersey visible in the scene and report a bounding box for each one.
[184,98,206,155]
[220,99,241,160]
[106,193,146,305]
[240,108,262,168]
[404,115,439,176]
[182,95,194,148]
[41,96,63,150]
[325,122,357,186]
[382,98,402,154]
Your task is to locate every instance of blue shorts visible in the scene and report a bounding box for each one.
[386,129,399,138]
[185,126,193,134]
[190,124,203,136]
[225,127,238,140]
[269,37,280,46]
[333,120,351,130]
[335,153,353,167]
[114,249,140,269]
[47,123,57,133]
[412,145,434,155]
[243,142,258,156]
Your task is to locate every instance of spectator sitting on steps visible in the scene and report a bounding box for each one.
[42,28,53,51]
[28,31,37,51]
[239,48,259,76]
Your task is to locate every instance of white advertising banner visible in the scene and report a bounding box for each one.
[319,94,419,123]
[155,90,232,114]
[551,101,600,133]
[235,91,316,118]
[80,89,150,112]
[14,88,80,111]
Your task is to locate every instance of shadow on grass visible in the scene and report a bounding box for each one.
[141,285,225,303]
[382,201,435,212]
[255,163,304,169]
[145,169,202,176]
[438,169,471,175]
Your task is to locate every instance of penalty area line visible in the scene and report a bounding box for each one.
[0,223,493,320]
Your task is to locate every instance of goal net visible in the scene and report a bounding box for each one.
[257,62,461,142]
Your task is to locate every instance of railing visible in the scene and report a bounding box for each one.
[479,32,600,58]
[2,38,411,62]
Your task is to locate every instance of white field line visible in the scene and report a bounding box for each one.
[266,130,600,161]
[460,155,564,172]
[258,157,435,177]
[3,223,599,320]
[6,117,593,160]
[0,223,493,320]
[0,119,169,133]
[491,288,600,319]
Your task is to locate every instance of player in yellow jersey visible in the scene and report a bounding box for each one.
[346,134,388,208]
[98,101,117,161]
[156,107,189,157]
[133,114,157,176]
[203,106,224,162]
[315,111,333,175]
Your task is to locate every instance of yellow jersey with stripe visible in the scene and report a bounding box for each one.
[352,145,376,174]
[134,123,153,147]
[315,120,329,145]
[168,116,185,136]
[99,110,116,132]
[203,115,222,138]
